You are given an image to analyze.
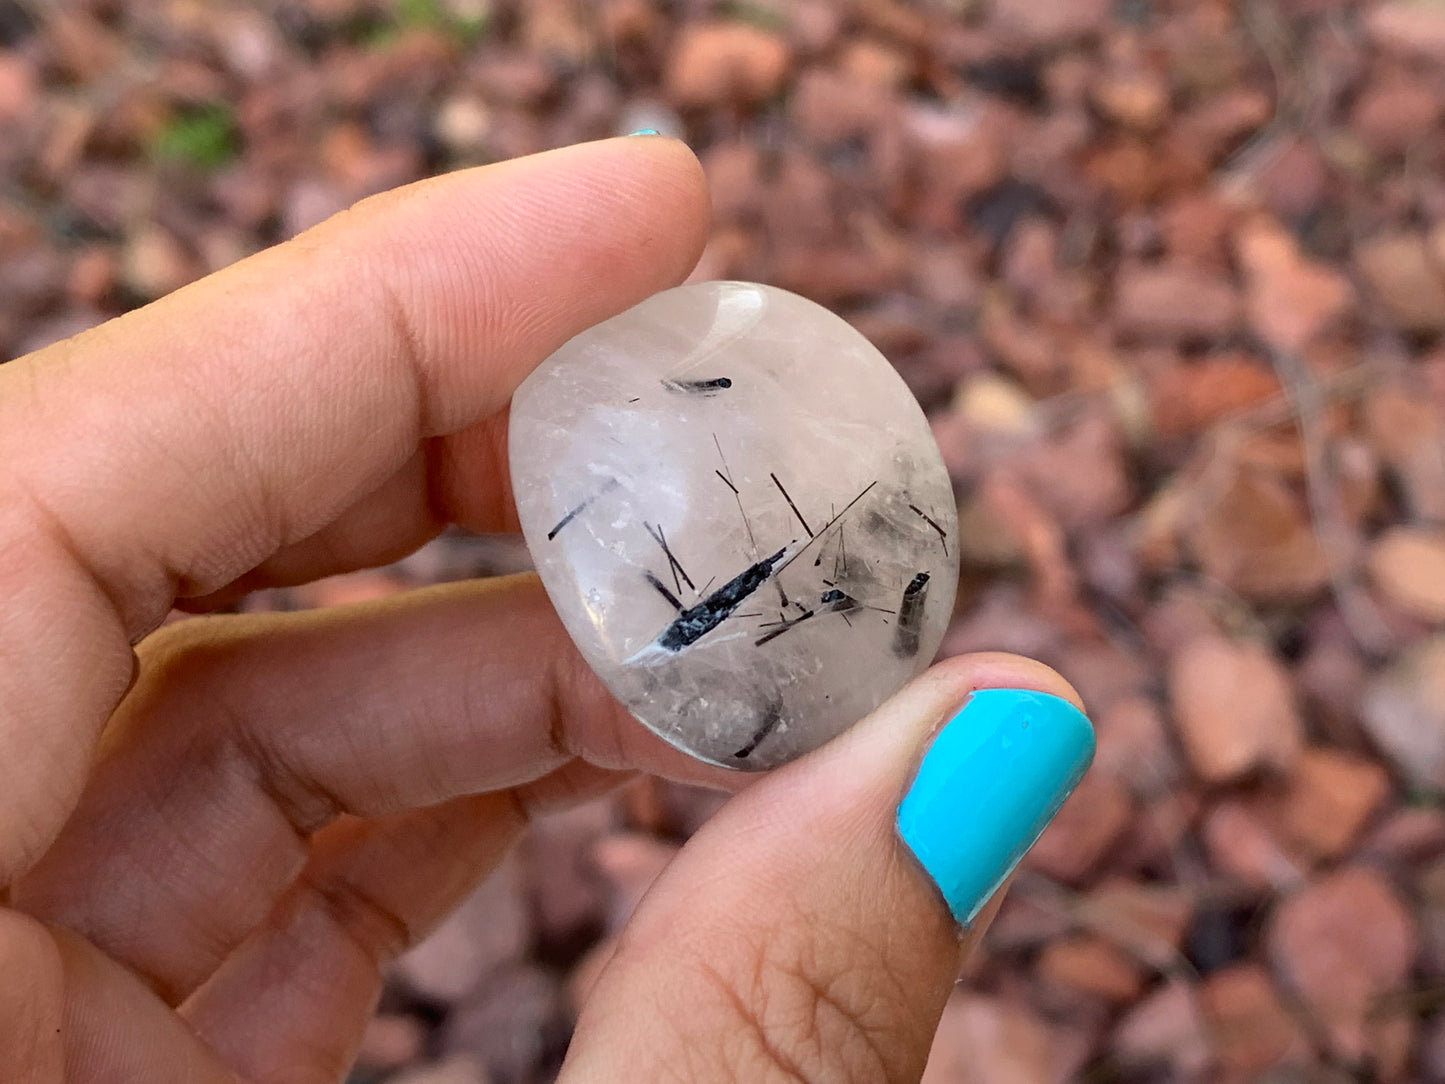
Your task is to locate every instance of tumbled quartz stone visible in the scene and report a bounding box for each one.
[509,281,959,771]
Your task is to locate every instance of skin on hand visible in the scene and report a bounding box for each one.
[0,138,1090,1084]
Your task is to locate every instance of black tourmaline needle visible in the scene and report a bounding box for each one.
[655,547,790,651]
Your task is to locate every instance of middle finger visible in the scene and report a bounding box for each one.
[14,575,737,1004]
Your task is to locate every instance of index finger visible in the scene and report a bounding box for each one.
[3,136,707,635]
[0,136,709,879]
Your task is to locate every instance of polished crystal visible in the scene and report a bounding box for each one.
[509,282,959,770]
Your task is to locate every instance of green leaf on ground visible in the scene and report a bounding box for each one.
[152,104,238,171]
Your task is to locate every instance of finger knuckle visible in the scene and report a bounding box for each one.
[292,867,414,966]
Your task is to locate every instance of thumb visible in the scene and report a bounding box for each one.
[559,653,1095,1084]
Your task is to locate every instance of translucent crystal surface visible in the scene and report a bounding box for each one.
[509,282,959,770]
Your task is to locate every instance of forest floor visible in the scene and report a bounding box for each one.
[5,2,1445,1081]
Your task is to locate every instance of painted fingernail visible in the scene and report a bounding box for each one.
[896,689,1095,925]
[628,128,662,136]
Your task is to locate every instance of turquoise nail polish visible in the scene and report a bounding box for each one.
[628,128,662,136]
[896,689,1095,925]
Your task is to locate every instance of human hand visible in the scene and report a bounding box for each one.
[0,136,1093,1082]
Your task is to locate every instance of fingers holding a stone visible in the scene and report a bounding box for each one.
[559,654,1094,1084]
[14,576,738,1006]
[0,136,709,883]
[2,135,707,639]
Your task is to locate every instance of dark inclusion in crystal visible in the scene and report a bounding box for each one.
[733,698,785,760]
[656,547,790,651]
[546,478,620,541]
[664,376,733,394]
[892,572,931,658]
